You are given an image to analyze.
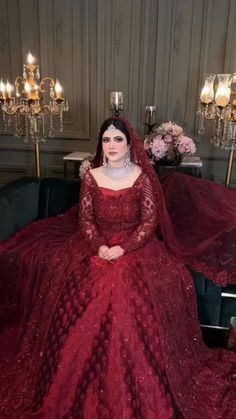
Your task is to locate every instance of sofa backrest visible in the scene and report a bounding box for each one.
[37,177,81,219]
[0,176,81,241]
[0,177,40,241]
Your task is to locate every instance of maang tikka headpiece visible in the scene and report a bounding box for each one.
[107,122,116,131]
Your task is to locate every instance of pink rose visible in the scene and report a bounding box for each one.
[163,134,174,143]
[151,136,168,159]
[176,136,196,155]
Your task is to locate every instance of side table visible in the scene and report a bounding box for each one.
[179,155,203,177]
[63,151,91,178]
[156,156,203,182]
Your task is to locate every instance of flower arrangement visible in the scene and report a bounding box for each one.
[144,121,196,164]
[79,156,93,179]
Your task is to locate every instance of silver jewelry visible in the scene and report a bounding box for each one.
[124,146,131,166]
[107,123,116,131]
[102,152,107,166]
[103,162,135,181]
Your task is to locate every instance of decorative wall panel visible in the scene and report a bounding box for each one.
[38,0,90,139]
[0,0,235,184]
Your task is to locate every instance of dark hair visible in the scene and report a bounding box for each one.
[98,117,130,144]
[93,117,130,167]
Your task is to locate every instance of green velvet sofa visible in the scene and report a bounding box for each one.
[0,176,235,347]
[0,177,81,241]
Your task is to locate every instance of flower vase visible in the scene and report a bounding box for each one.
[154,149,182,182]
[157,148,182,167]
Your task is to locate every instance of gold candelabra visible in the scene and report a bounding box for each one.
[0,52,69,177]
[197,72,236,187]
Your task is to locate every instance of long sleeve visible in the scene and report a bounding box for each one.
[121,175,158,253]
[79,172,107,254]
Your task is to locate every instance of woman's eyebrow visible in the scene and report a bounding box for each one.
[103,136,124,140]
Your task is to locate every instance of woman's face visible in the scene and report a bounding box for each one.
[102,128,128,165]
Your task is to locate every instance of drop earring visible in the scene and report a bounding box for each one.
[124,146,131,166]
[103,152,107,167]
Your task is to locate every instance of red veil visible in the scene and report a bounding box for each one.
[92,117,236,417]
[93,117,236,286]
[0,117,236,419]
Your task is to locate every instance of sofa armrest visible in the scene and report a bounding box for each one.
[193,271,221,326]
[0,177,40,241]
[192,271,236,328]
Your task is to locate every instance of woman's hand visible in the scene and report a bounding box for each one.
[98,245,110,259]
[103,245,124,261]
[98,245,124,261]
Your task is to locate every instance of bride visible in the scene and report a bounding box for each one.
[0,117,235,418]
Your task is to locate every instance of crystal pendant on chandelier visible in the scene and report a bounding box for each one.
[0,52,69,144]
[198,71,236,187]
[198,72,236,150]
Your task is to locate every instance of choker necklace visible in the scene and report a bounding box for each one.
[103,163,135,181]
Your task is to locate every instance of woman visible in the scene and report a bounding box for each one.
[0,117,236,418]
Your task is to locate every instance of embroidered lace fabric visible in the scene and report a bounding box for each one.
[93,117,236,285]
[79,172,158,254]
[0,170,236,418]
[163,172,236,285]
[0,115,236,418]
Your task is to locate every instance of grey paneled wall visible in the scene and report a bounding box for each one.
[39,0,90,140]
[0,0,235,184]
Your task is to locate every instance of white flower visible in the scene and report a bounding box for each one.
[79,158,92,179]
[143,138,150,150]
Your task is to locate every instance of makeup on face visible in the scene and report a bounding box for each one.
[102,129,128,165]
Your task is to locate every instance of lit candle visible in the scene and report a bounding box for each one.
[27,51,35,65]
[55,80,62,99]
[200,74,215,104]
[24,81,31,99]
[6,80,13,99]
[0,79,6,99]
[200,86,214,104]
[215,85,231,107]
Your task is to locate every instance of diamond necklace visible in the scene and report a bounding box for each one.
[103,162,135,181]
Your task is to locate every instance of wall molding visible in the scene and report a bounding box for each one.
[0,0,235,184]
[0,163,33,185]
[0,143,90,154]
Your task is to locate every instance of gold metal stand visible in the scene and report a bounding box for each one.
[34,141,41,178]
[225,149,235,187]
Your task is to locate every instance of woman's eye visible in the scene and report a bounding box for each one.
[102,138,109,143]
[115,137,124,142]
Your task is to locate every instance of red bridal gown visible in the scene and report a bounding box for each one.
[0,171,236,419]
